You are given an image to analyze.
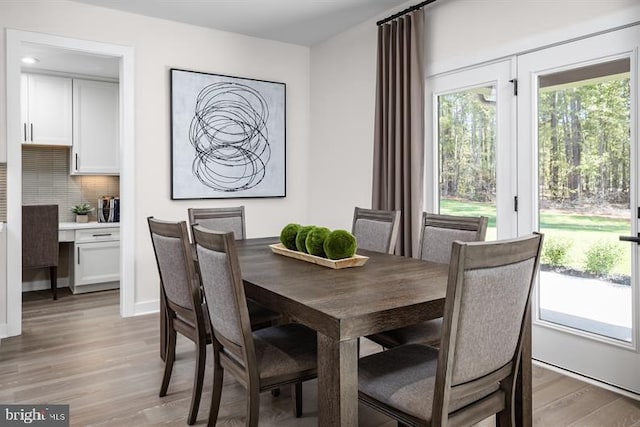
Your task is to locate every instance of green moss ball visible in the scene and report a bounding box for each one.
[295,226,316,253]
[323,229,358,260]
[305,227,331,257]
[280,223,301,250]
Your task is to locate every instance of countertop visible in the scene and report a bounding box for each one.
[59,221,120,230]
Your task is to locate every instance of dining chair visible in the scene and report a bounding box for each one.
[147,217,209,425]
[352,206,401,254]
[187,206,279,330]
[188,206,246,240]
[192,225,318,426]
[367,212,488,349]
[22,205,59,300]
[358,233,543,427]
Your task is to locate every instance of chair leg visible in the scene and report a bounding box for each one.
[160,297,167,361]
[207,350,224,427]
[292,382,303,418]
[49,266,57,300]
[159,320,176,397]
[246,384,260,427]
[497,374,516,427]
[187,338,207,425]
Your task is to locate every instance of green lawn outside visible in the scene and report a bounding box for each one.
[440,199,631,276]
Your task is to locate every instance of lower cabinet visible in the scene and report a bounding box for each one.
[70,227,120,294]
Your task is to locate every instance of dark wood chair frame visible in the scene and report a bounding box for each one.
[417,212,489,261]
[188,206,246,240]
[352,206,401,255]
[359,233,543,427]
[148,217,210,425]
[192,226,317,427]
[367,212,489,350]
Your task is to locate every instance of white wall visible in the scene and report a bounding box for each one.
[309,0,640,230]
[424,0,640,76]
[0,1,310,309]
[308,19,380,230]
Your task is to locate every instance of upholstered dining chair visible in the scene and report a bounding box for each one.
[22,205,59,300]
[188,206,246,240]
[148,217,209,425]
[352,206,401,254]
[367,213,488,349]
[358,233,543,427]
[192,225,318,426]
[187,206,279,330]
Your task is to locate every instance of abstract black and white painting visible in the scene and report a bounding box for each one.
[171,69,286,199]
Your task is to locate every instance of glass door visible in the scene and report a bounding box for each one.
[426,59,516,240]
[518,26,640,392]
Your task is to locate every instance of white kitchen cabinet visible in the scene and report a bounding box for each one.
[21,73,73,146]
[71,79,119,175]
[71,227,120,293]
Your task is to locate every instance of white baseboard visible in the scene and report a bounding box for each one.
[0,323,7,339]
[22,278,70,292]
[533,359,640,401]
[133,299,159,316]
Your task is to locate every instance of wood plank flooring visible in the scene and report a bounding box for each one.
[1,289,639,426]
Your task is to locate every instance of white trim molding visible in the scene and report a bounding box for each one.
[426,5,640,78]
[133,299,160,317]
[3,29,135,338]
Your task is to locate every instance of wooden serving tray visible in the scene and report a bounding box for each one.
[269,243,368,269]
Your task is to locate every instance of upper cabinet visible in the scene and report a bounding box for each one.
[21,73,73,146]
[71,79,119,175]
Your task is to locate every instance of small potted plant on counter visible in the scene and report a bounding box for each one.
[71,203,94,223]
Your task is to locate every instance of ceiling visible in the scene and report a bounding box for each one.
[20,43,120,79]
[70,0,408,46]
[19,1,407,79]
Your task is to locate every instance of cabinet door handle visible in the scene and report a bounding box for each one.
[75,153,79,171]
[92,233,113,237]
[30,123,33,142]
[23,123,27,142]
[77,247,80,264]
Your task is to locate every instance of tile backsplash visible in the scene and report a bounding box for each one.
[22,146,119,222]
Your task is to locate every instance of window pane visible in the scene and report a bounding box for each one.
[537,59,632,342]
[438,86,497,240]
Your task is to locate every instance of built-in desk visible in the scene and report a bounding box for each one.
[59,222,120,293]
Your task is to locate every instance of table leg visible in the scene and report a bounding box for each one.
[516,304,532,427]
[317,333,358,426]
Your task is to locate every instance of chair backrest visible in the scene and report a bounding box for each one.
[432,233,543,425]
[22,204,59,269]
[192,225,256,374]
[351,207,401,254]
[188,206,246,240]
[147,217,204,328]
[418,213,488,264]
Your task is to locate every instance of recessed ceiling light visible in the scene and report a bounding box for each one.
[21,57,39,65]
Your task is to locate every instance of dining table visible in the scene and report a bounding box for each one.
[231,237,533,426]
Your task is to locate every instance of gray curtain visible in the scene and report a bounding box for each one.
[372,9,425,257]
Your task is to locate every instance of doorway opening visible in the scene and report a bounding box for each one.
[5,30,135,337]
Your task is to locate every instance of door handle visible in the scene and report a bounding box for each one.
[619,234,640,245]
[23,123,27,142]
[30,123,33,142]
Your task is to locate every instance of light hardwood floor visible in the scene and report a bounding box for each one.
[1,289,639,426]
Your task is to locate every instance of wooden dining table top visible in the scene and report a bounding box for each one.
[235,237,450,341]
[221,236,530,426]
